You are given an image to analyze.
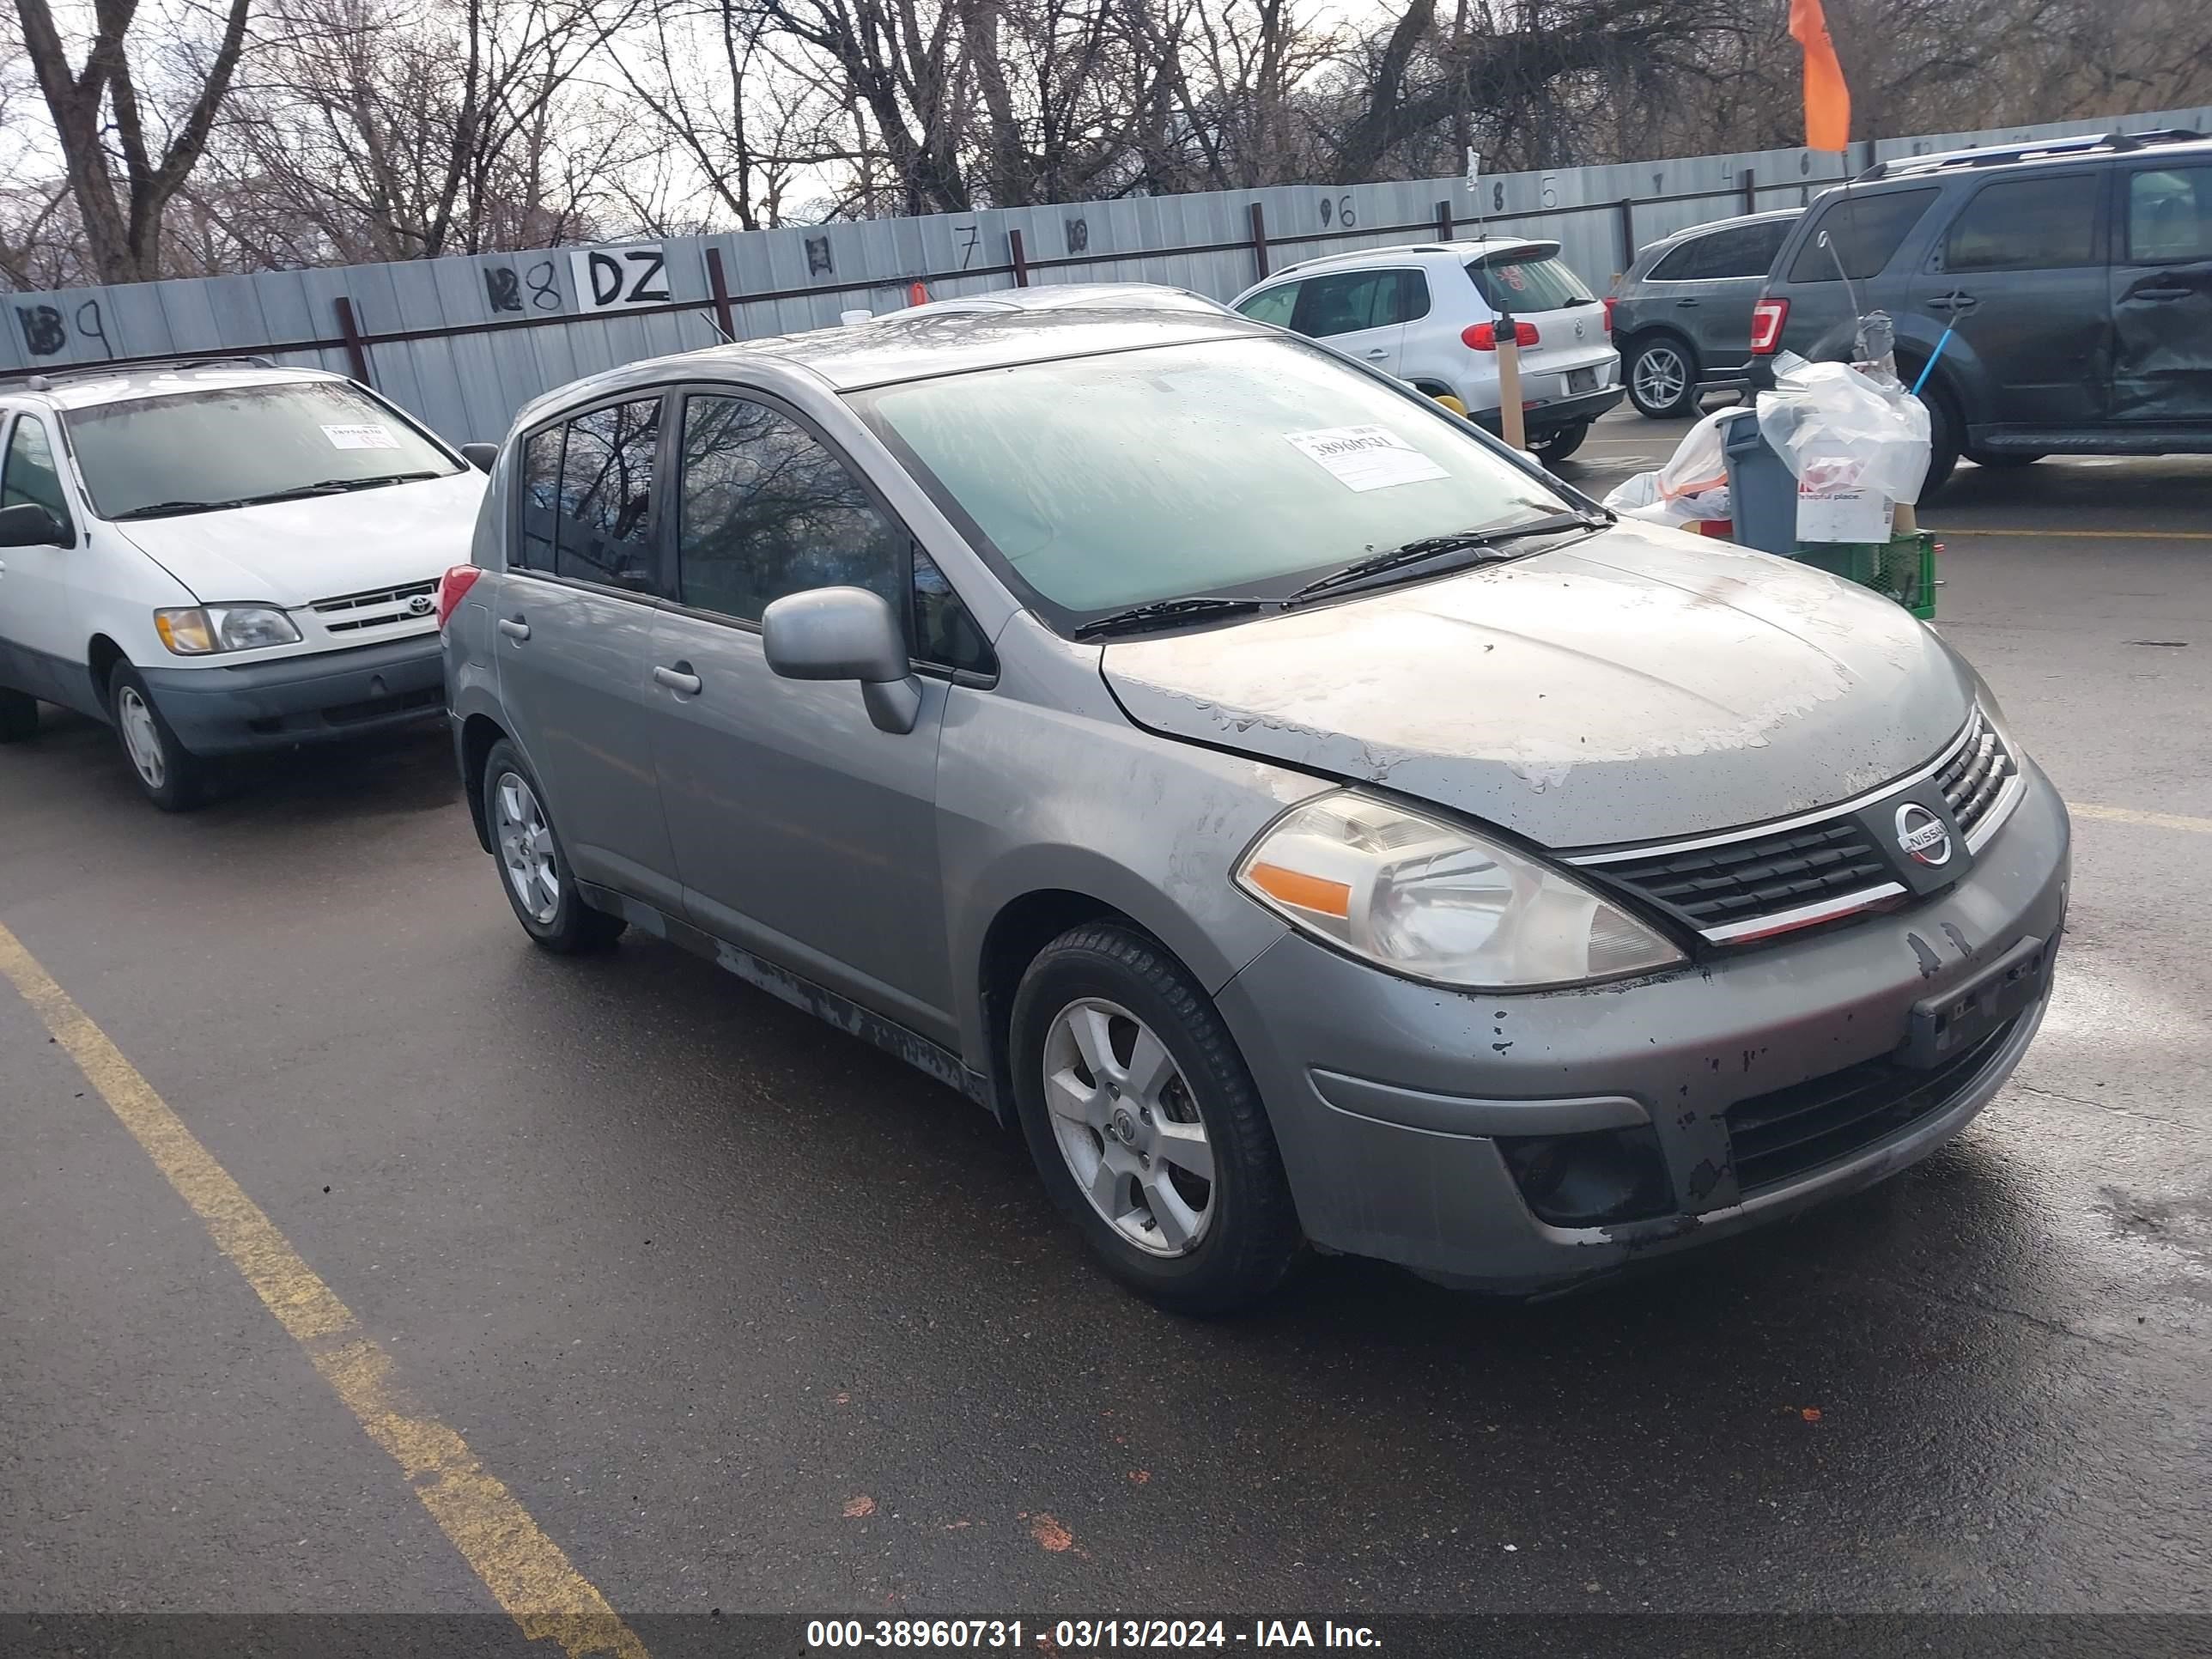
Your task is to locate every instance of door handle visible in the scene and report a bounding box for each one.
[653,664,702,696]
[1927,290,1978,313]
[1363,347,1389,359]
[2132,286,2191,301]
[497,617,530,641]
[1674,298,1700,307]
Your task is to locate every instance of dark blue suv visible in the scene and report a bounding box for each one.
[1751,129,2212,495]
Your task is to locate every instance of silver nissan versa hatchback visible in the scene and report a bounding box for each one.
[441,287,2068,1313]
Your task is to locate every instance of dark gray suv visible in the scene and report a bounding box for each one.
[1609,210,1800,417]
[1752,128,2212,494]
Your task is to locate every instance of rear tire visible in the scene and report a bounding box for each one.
[1531,421,1590,464]
[1626,337,1698,418]
[107,665,209,811]
[0,688,37,743]
[481,738,626,953]
[1010,922,1301,1315]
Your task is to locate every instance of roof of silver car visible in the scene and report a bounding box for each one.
[514,287,1273,426]
[0,361,343,412]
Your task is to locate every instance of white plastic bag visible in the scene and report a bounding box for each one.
[1754,359,1933,506]
[1655,408,1738,501]
[1603,471,1730,527]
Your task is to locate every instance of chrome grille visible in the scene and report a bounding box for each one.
[1935,707,2014,839]
[311,579,438,634]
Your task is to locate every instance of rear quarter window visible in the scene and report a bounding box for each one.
[1786,187,1941,282]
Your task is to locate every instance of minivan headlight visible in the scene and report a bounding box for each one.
[155,605,302,654]
[1235,792,1685,989]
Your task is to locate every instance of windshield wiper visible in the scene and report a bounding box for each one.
[1071,596,1267,640]
[238,471,443,506]
[109,498,250,520]
[1286,512,1607,602]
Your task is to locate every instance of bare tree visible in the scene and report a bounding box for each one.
[11,0,256,283]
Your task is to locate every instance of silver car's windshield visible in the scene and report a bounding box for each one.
[855,337,1575,628]
[66,381,463,520]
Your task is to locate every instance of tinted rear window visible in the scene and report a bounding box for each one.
[1944,173,2101,270]
[1648,222,1792,282]
[1467,252,1595,311]
[1786,188,1940,282]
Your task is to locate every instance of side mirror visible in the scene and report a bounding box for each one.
[0,502,65,549]
[459,441,499,473]
[761,586,921,735]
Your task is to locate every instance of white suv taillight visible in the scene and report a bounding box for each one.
[1749,297,1790,356]
[436,565,482,629]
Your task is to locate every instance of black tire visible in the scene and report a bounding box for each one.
[1009,921,1301,1315]
[106,664,209,811]
[1913,379,1962,500]
[1626,336,1699,418]
[1531,421,1590,464]
[480,738,625,953]
[0,688,37,744]
[1968,451,2045,469]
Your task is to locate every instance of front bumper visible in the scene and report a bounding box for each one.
[138,634,447,755]
[1212,763,2070,1293]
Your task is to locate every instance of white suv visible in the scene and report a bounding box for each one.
[0,361,485,809]
[1230,239,1622,462]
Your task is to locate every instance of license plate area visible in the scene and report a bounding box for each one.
[1565,367,1598,395]
[1900,933,2050,1069]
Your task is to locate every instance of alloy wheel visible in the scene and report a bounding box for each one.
[1633,344,1688,410]
[493,770,562,926]
[1041,997,1216,1256]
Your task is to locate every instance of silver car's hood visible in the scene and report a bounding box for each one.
[1100,526,1972,848]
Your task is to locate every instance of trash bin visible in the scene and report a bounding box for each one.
[1718,406,1797,556]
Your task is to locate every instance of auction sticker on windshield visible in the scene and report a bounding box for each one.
[1285,425,1449,491]
[321,423,400,450]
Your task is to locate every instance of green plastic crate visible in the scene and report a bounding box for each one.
[1791,531,1937,621]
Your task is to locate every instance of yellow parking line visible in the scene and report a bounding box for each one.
[2069,802,2212,835]
[1933,526,2212,541]
[0,920,647,1659]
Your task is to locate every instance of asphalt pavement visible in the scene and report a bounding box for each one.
[3,409,2209,1643]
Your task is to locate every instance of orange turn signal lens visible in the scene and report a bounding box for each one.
[1244,861,1352,919]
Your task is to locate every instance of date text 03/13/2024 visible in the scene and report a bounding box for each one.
[803,1619,1382,1649]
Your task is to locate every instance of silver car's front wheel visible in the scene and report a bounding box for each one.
[1042,996,1217,1256]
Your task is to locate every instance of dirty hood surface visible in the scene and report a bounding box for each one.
[1101,525,1972,848]
[115,470,486,608]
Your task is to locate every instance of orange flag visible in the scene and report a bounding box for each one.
[1790,0,1851,152]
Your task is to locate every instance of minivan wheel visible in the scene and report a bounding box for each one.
[1009,922,1301,1314]
[482,738,625,953]
[0,688,37,743]
[1531,421,1590,464]
[1626,338,1698,418]
[107,665,208,811]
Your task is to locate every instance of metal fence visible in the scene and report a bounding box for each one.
[6,103,2205,442]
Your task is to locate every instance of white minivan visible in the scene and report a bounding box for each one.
[0,362,486,808]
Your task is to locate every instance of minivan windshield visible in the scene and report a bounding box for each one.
[854,337,1576,627]
[66,380,463,520]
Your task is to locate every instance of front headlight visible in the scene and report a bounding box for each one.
[155,605,302,655]
[1235,792,1685,989]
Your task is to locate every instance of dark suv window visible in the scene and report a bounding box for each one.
[1942,174,2100,271]
[1650,221,1792,282]
[1291,270,1416,337]
[2126,167,2212,263]
[1787,187,1939,281]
